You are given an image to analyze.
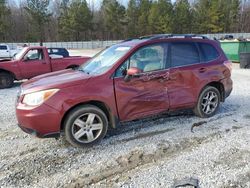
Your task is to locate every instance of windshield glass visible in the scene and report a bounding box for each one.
[13,47,28,60]
[80,45,131,75]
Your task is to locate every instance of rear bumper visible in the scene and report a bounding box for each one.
[225,87,232,98]
[16,103,62,138]
[221,77,233,100]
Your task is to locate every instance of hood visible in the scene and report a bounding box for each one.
[0,59,16,64]
[21,69,91,94]
[0,59,12,63]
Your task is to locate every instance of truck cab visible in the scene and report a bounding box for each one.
[0,46,90,89]
[0,44,11,59]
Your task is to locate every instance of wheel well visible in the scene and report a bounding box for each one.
[60,101,115,131]
[0,69,16,80]
[206,82,225,102]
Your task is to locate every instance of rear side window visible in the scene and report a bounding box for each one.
[199,43,220,62]
[171,42,200,67]
[0,45,7,50]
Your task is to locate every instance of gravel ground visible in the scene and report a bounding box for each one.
[0,62,250,188]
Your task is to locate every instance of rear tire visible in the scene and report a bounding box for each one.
[194,86,220,118]
[64,105,108,147]
[0,72,14,89]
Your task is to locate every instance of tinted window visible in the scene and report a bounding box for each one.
[171,42,200,67]
[0,45,7,50]
[199,43,219,62]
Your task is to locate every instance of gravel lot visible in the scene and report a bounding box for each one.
[0,62,250,188]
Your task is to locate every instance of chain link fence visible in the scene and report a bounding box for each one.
[4,40,122,50]
[3,33,250,50]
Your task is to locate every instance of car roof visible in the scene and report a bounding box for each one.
[116,34,215,48]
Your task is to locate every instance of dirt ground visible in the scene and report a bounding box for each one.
[0,51,250,187]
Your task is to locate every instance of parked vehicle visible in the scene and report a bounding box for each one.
[48,48,70,57]
[16,34,233,147]
[0,44,18,59]
[0,46,91,88]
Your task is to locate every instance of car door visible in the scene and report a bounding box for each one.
[167,41,204,109]
[19,49,51,79]
[113,43,170,121]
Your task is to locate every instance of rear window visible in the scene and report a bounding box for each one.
[171,42,200,67]
[0,45,7,50]
[199,43,219,62]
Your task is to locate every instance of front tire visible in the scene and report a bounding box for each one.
[0,72,14,89]
[64,105,108,147]
[194,86,221,118]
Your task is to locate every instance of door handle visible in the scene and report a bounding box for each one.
[199,68,207,73]
[41,61,47,64]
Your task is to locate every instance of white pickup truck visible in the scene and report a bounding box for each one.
[0,44,19,59]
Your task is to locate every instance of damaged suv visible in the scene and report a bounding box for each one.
[16,34,233,147]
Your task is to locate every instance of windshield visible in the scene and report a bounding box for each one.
[80,45,131,75]
[13,47,28,60]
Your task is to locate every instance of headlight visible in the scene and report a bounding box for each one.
[22,89,59,106]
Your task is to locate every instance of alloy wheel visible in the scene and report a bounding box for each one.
[71,113,103,143]
[201,91,219,115]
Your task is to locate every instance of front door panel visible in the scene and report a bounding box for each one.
[19,49,51,79]
[114,70,170,121]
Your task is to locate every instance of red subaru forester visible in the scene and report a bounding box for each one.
[16,34,233,147]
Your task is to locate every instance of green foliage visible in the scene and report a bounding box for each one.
[101,0,126,39]
[220,0,240,32]
[148,0,173,34]
[137,0,152,35]
[25,0,51,43]
[0,0,10,41]
[193,0,240,33]
[126,0,140,37]
[59,0,92,41]
[172,0,192,33]
[0,0,245,42]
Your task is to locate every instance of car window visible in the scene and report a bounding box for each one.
[171,42,200,67]
[199,43,219,62]
[115,44,166,77]
[24,49,44,61]
[0,45,7,50]
[130,45,165,72]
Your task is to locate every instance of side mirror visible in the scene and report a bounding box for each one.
[124,67,142,82]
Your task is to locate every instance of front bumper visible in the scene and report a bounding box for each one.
[18,124,60,138]
[16,103,62,138]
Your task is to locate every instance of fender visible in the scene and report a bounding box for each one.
[0,68,17,80]
[0,61,21,80]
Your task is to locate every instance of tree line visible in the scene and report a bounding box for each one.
[0,0,249,43]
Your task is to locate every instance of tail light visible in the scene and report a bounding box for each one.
[223,60,232,72]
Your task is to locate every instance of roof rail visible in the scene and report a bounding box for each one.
[148,34,208,40]
[121,34,209,43]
